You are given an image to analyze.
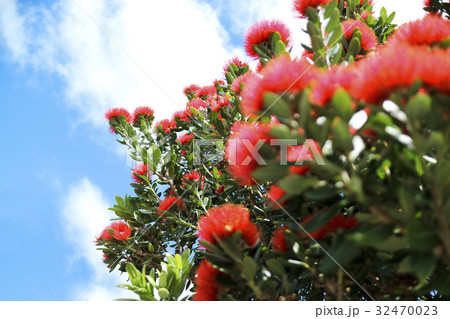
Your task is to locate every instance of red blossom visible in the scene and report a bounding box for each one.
[193,260,221,301]
[241,55,314,117]
[181,170,205,189]
[272,225,289,252]
[187,98,207,110]
[390,15,450,47]
[287,140,322,175]
[214,79,226,86]
[244,19,291,59]
[215,185,225,194]
[95,228,112,242]
[198,204,260,247]
[184,84,200,96]
[293,0,333,18]
[154,119,177,133]
[177,133,194,144]
[132,106,154,125]
[225,122,270,186]
[105,108,131,122]
[197,85,217,98]
[267,185,287,208]
[350,44,450,104]
[173,108,192,122]
[158,196,183,213]
[98,221,132,241]
[131,163,150,183]
[310,65,356,106]
[223,57,249,74]
[301,214,357,240]
[230,72,253,93]
[342,19,378,51]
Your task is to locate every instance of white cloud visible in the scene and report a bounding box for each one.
[61,177,135,300]
[0,0,238,126]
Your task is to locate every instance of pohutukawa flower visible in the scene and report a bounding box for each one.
[293,0,333,19]
[267,185,287,208]
[241,55,314,117]
[310,65,356,106]
[197,85,217,98]
[350,44,450,103]
[177,132,194,144]
[154,119,177,133]
[198,204,260,247]
[342,19,378,51]
[181,170,205,189]
[104,221,132,241]
[193,260,221,301]
[272,225,289,252]
[223,57,248,74]
[131,163,150,183]
[213,79,226,86]
[244,19,291,59]
[390,15,450,47]
[225,122,270,186]
[184,84,200,96]
[95,227,112,242]
[132,106,154,126]
[230,72,253,93]
[187,98,207,110]
[105,108,132,133]
[300,214,357,240]
[173,108,192,123]
[287,140,322,175]
[158,196,183,213]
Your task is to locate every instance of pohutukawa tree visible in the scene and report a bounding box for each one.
[96,0,450,301]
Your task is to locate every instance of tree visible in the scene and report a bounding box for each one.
[96,0,450,301]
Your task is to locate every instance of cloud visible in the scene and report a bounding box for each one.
[61,177,134,300]
[0,0,238,126]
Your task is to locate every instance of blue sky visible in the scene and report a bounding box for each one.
[0,0,425,300]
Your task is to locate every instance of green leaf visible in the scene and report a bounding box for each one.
[266,259,286,277]
[274,40,287,57]
[319,239,361,274]
[324,0,338,19]
[406,93,432,120]
[386,12,396,24]
[252,165,289,183]
[305,7,320,24]
[158,288,170,300]
[346,37,361,59]
[126,263,142,287]
[406,220,440,251]
[325,8,340,34]
[242,256,257,281]
[263,92,291,118]
[270,31,282,53]
[380,7,387,23]
[279,175,317,196]
[331,118,353,153]
[331,89,353,121]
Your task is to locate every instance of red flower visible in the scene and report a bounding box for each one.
[215,185,225,194]
[267,185,287,208]
[342,19,378,51]
[244,19,291,59]
[287,140,322,175]
[193,260,221,301]
[173,108,192,123]
[197,85,217,98]
[158,196,183,213]
[230,72,253,93]
[293,0,333,18]
[132,106,154,125]
[177,133,194,144]
[95,227,112,242]
[181,170,205,189]
[241,55,314,117]
[105,108,131,122]
[390,15,450,47]
[198,204,260,247]
[350,44,450,104]
[272,225,289,252]
[187,98,207,110]
[213,79,226,86]
[131,163,150,183]
[108,221,132,241]
[105,108,131,133]
[310,65,356,106]
[154,119,177,133]
[301,214,357,240]
[225,122,270,186]
[223,57,248,74]
[184,84,200,96]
